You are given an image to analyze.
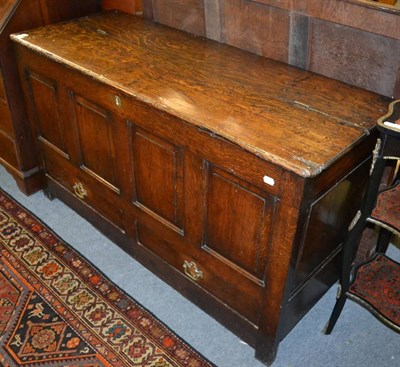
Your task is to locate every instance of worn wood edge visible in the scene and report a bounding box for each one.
[9,33,373,179]
[307,129,375,175]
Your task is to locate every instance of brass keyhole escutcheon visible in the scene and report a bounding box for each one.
[73,182,87,200]
[115,95,122,107]
[183,260,203,282]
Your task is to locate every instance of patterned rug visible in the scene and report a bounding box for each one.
[0,189,214,367]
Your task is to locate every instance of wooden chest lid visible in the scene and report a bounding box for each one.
[11,11,390,177]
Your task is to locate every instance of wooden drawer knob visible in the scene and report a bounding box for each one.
[73,182,88,200]
[183,260,203,282]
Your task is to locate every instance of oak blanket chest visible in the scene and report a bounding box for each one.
[11,12,389,364]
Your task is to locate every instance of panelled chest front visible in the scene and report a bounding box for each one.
[11,12,389,365]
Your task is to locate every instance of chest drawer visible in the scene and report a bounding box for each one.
[135,220,266,324]
[42,143,126,232]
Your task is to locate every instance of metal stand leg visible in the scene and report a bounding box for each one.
[376,227,392,254]
[324,136,388,335]
[324,290,347,334]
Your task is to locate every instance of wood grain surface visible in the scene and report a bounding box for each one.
[11,11,389,177]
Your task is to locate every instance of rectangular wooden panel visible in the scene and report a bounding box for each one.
[27,71,66,154]
[152,0,206,36]
[73,94,118,190]
[308,18,400,97]
[131,127,184,231]
[306,0,400,41]
[221,0,290,61]
[204,165,276,280]
[39,0,100,24]
[291,159,370,293]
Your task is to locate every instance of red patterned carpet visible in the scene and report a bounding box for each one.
[0,189,214,367]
